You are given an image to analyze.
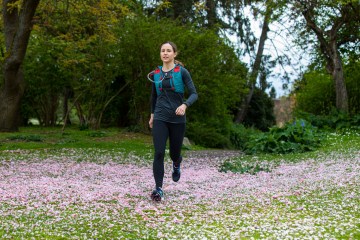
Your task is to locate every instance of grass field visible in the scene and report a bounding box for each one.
[0,127,359,239]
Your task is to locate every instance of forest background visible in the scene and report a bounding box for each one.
[0,0,359,149]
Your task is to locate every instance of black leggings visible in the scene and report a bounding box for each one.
[152,120,185,188]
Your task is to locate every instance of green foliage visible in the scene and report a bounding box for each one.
[230,119,321,154]
[7,134,43,142]
[220,159,272,175]
[187,120,232,149]
[113,15,248,145]
[288,0,360,69]
[243,87,276,131]
[245,119,322,154]
[344,58,360,114]
[296,109,360,131]
[23,34,68,126]
[79,123,89,131]
[179,32,247,148]
[294,46,360,117]
[229,124,259,151]
[22,0,129,129]
[18,1,249,148]
[220,128,360,175]
[294,70,335,115]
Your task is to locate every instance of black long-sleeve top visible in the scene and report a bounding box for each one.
[151,67,198,123]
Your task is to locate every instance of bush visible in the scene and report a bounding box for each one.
[187,121,231,149]
[242,88,276,131]
[244,119,323,154]
[8,134,43,142]
[296,109,360,131]
[294,70,335,115]
[229,124,260,150]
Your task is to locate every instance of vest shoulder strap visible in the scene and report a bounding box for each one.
[153,64,184,95]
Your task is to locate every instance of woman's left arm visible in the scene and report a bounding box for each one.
[181,68,198,107]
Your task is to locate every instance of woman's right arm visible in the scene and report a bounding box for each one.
[149,82,156,129]
[149,113,154,129]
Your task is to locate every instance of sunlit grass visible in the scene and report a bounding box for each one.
[0,126,155,164]
[0,126,203,159]
[0,126,153,151]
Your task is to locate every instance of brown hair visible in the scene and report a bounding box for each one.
[160,41,184,67]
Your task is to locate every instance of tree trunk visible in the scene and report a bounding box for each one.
[49,94,59,126]
[0,0,40,132]
[205,0,217,28]
[235,8,270,123]
[74,101,86,126]
[63,87,73,125]
[96,81,129,129]
[302,4,350,113]
[329,43,348,112]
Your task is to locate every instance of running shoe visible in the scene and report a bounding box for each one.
[151,187,164,202]
[172,162,181,182]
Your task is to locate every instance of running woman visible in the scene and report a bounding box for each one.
[148,41,198,202]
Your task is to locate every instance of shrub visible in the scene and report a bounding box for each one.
[294,70,335,115]
[220,159,273,175]
[244,119,322,154]
[229,124,260,150]
[187,121,231,149]
[296,109,360,131]
[8,135,43,142]
[242,88,276,131]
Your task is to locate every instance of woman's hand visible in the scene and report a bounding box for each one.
[175,104,187,116]
[149,114,154,128]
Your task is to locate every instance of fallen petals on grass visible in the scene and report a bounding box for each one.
[0,149,359,239]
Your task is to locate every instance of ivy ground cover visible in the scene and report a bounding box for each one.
[0,138,359,239]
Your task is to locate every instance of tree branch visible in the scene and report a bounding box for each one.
[329,5,351,41]
[3,0,40,70]
[302,6,332,63]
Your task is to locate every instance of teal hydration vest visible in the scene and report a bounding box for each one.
[152,64,184,95]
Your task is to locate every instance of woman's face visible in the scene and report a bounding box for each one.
[160,43,177,64]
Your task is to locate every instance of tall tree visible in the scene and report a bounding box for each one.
[205,0,218,28]
[147,0,197,24]
[235,2,271,123]
[291,0,360,113]
[0,0,40,132]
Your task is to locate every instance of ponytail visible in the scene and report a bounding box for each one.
[175,60,184,67]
